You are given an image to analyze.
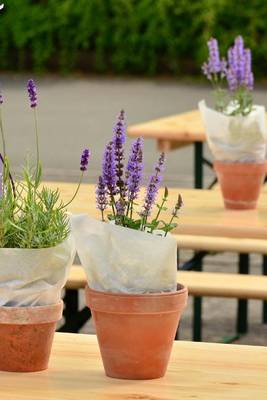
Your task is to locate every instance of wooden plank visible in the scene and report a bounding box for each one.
[1,333,266,399]
[67,266,267,300]
[175,234,267,254]
[157,138,190,151]
[179,271,267,300]
[44,182,267,240]
[128,110,206,142]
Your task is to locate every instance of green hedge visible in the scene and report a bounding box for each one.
[1,0,267,76]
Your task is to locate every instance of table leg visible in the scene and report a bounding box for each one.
[262,255,267,324]
[193,261,203,342]
[194,142,203,189]
[58,289,91,333]
[193,142,204,341]
[237,254,249,334]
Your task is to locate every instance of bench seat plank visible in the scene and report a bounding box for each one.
[67,266,267,300]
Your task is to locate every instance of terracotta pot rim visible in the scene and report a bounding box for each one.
[85,285,188,314]
[0,301,63,325]
[86,284,187,299]
[214,160,267,176]
[214,160,267,167]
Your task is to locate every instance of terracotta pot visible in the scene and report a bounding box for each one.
[85,284,188,380]
[214,161,267,210]
[0,301,63,372]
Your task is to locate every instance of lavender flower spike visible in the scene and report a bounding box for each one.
[96,176,107,213]
[202,37,223,80]
[127,137,143,201]
[103,141,116,195]
[207,38,221,74]
[172,194,183,217]
[27,79,38,108]
[226,35,253,92]
[141,152,165,218]
[80,148,90,171]
[244,48,254,91]
[115,199,126,216]
[113,110,126,196]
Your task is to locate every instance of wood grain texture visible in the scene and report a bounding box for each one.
[67,266,267,300]
[44,182,267,240]
[128,110,206,142]
[1,333,266,399]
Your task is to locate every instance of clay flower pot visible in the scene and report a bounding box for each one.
[0,301,63,372]
[85,284,188,380]
[214,161,267,210]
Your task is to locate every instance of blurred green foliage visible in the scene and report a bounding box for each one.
[1,0,266,76]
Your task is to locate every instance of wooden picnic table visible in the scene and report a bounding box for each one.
[128,109,207,188]
[128,109,206,147]
[128,109,267,188]
[47,182,267,340]
[1,333,266,400]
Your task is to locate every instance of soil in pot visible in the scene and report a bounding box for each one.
[0,301,63,372]
[85,284,188,380]
[214,161,267,210]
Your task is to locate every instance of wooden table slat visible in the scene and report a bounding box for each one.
[1,333,266,399]
[45,182,267,241]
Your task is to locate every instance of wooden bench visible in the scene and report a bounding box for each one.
[60,265,267,335]
[67,265,267,300]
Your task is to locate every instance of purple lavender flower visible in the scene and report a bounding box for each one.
[126,137,143,202]
[102,141,116,196]
[0,92,3,105]
[234,36,245,82]
[207,38,221,73]
[96,176,107,212]
[27,79,37,108]
[141,152,165,218]
[244,49,253,90]
[115,199,126,216]
[202,38,224,80]
[80,148,90,171]
[226,36,254,92]
[226,66,238,91]
[113,110,126,196]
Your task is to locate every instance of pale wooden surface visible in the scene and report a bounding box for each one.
[128,109,206,144]
[45,182,267,240]
[67,266,267,300]
[1,333,266,399]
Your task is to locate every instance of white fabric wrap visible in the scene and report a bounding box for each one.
[0,235,75,307]
[199,100,267,162]
[71,214,177,294]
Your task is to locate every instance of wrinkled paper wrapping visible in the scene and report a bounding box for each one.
[71,215,177,294]
[199,100,267,162]
[0,235,75,307]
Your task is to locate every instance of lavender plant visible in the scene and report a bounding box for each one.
[96,111,182,236]
[0,80,90,248]
[202,35,254,116]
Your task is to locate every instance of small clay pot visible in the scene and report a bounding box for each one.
[85,284,188,380]
[0,301,63,372]
[214,160,267,210]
